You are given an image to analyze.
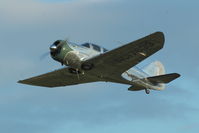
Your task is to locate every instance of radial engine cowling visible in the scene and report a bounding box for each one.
[63,51,82,69]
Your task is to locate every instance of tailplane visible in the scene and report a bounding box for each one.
[143,61,180,86]
[128,73,180,94]
[146,73,180,84]
[128,61,180,94]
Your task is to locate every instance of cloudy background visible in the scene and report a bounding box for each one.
[0,0,199,133]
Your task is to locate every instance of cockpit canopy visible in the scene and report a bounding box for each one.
[81,43,108,53]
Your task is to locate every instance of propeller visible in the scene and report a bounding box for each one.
[39,52,50,61]
[40,40,62,61]
[49,40,63,56]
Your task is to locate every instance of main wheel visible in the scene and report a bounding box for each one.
[81,63,93,70]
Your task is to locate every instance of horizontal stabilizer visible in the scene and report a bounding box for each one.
[128,84,146,91]
[146,73,180,84]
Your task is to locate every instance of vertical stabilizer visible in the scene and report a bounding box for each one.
[143,61,166,90]
[143,61,165,76]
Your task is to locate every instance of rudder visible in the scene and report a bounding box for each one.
[143,61,165,76]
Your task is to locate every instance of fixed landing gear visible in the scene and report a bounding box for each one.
[145,89,150,94]
[68,68,82,80]
[68,68,81,74]
[81,63,93,70]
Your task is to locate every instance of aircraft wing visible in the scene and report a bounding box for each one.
[18,67,97,87]
[83,32,165,76]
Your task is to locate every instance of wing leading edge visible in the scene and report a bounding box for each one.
[83,32,165,77]
[18,67,97,87]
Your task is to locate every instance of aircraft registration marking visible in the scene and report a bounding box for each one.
[113,41,155,64]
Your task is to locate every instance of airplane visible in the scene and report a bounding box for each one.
[18,32,180,94]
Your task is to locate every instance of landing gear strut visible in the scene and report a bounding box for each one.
[68,68,81,80]
[68,68,81,74]
[145,89,150,94]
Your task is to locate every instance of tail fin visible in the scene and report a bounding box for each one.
[143,61,165,76]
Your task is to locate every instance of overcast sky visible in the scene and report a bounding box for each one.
[1,0,199,133]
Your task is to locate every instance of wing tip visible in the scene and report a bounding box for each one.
[17,79,29,85]
[155,31,164,37]
[173,73,181,79]
[17,80,23,84]
[154,31,165,46]
[17,79,54,88]
[167,73,181,83]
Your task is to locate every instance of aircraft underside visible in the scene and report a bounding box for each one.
[18,32,180,94]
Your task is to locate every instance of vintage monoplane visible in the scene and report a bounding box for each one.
[18,32,180,94]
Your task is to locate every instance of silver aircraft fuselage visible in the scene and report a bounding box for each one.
[65,42,164,91]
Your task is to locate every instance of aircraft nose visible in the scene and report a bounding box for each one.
[50,44,57,52]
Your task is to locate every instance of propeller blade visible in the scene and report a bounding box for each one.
[40,52,49,61]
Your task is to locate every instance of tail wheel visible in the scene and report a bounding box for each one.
[145,89,150,94]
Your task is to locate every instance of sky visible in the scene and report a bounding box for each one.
[0,0,199,133]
